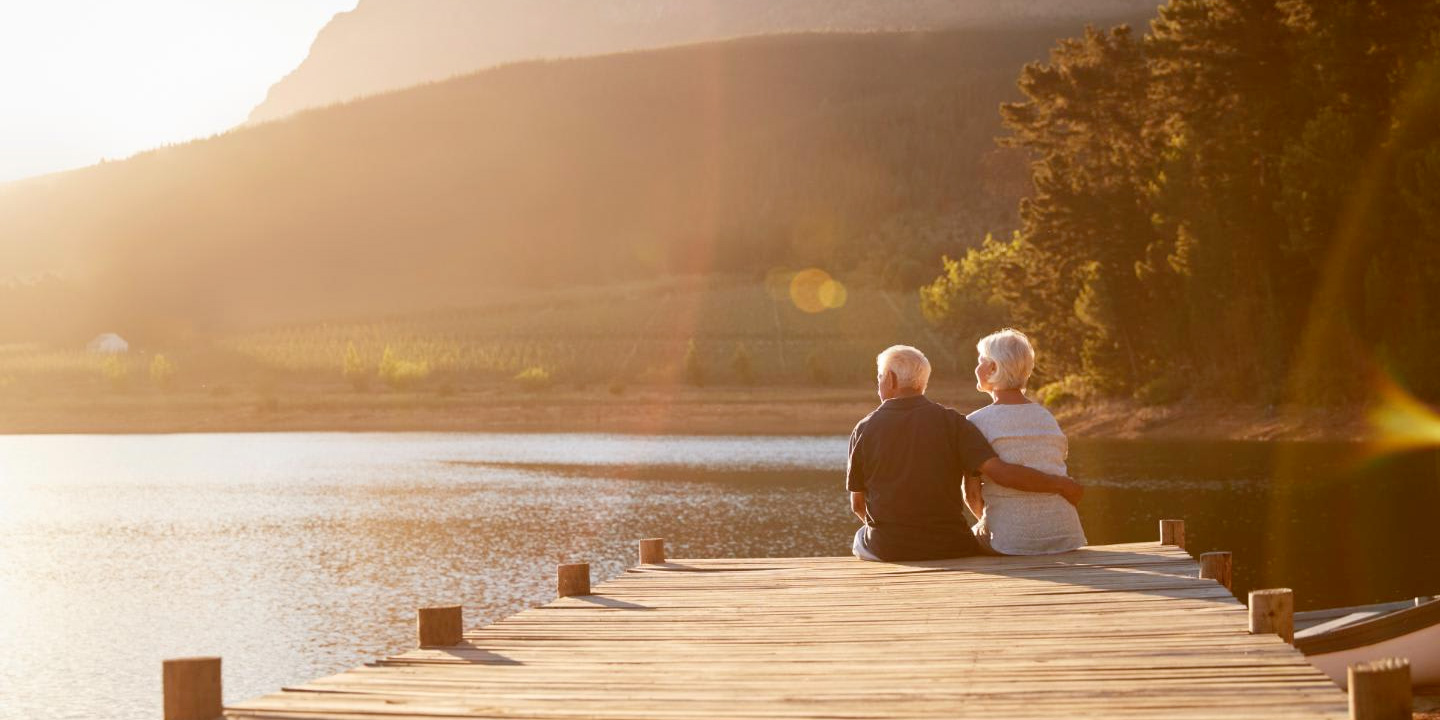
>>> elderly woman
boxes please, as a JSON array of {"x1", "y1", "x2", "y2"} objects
[{"x1": 965, "y1": 329, "x2": 1087, "y2": 555}]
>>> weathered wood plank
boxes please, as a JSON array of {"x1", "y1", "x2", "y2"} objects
[{"x1": 225, "y1": 543, "x2": 1349, "y2": 719}]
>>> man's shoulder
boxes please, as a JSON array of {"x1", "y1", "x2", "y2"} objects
[
  {"x1": 931, "y1": 402, "x2": 988, "y2": 442},
  {"x1": 856, "y1": 398, "x2": 973, "y2": 431},
  {"x1": 925, "y1": 399, "x2": 973, "y2": 423},
  {"x1": 851, "y1": 406, "x2": 883, "y2": 436}
]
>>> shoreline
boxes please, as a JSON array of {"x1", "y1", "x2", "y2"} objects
[
  {"x1": 1050, "y1": 399, "x2": 1370, "y2": 444},
  {"x1": 0, "y1": 383, "x2": 1371, "y2": 442}
]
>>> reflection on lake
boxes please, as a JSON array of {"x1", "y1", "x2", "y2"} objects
[{"x1": 0, "y1": 432, "x2": 1436, "y2": 720}]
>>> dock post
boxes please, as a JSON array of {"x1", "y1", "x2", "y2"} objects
[
  {"x1": 417, "y1": 605, "x2": 463, "y2": 647},
  {"x1": 1347, "y1": 657, "x2": 1410, "y2": 720},
  {"x1": 1198, "y1": 551, "x2": 1232, "y2": 590},
  {"x1": 162, "y1": 657, "x2": 222, "y2": 720},
  {"x1": 558, "y1": 563, "x2": 591, "y2": 598},
  {"x1": 1159, "y1": 519, "x2": 1186, "y2": 549},
  {"x1": 1248, "y1": 588, "x2": 1294, "y2": 644},
  {"x1": 639, "y1": 538, "x2": 665, "y2": 565}
]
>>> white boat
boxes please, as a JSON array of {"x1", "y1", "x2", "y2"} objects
[{"x1": 1295, "y1": 595, "x2": 1440, "y2": 688}]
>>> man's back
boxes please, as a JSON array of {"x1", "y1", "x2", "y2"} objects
[{"x1": 847, "y1": 395, "x2": 996, "y2": 561}]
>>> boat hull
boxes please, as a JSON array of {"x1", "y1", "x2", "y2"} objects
[
  {"x1": 1305, "y1": 621, "x2": 1440, "y2": 688},
  {"x1": 1298, "y1": 599, "x2": 1440, "y2": 688}
]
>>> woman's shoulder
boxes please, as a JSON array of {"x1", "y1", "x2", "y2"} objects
[
  {"x1": 964, "y1": 403, "x2": 1005, "y2": 429},
  {"x1": 968, "y1": 402, "x2": 1064, "y2": 434},
  {"x1": 966, "y1": 401, "x2": 1050, "y2": 417}
]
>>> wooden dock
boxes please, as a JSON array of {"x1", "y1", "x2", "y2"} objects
[{"x1": 206, "y1": 531, "x2": 1368, "y2": 720}]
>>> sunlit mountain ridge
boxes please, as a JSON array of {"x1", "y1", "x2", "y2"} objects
[{"x1": 250, "y1": 0, "x2": 1160, "y2": 123}]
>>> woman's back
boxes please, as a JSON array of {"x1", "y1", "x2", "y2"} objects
[{"x1": 967, "y1": 402, "x2": 1086, "y2": 555}]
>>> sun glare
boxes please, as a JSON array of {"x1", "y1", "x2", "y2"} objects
[
  {"x1": 0, "y1": 0, "x2": 356, "y2": 183},
  {"x1": 1367, "y1": 373, "x2": 1440, "y2": 456}
]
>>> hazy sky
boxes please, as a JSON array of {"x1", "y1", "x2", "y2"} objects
[{"x1": 0, "y1": 0, "x2": 356, "y2": 183}]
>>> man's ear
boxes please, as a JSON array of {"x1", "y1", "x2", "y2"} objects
[{"x1": 883, "y1": 370, "x2": 897, "y2": 390}]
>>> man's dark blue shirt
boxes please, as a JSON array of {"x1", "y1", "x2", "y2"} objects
[{"x1": 846, "y1": 394, "x2": 998, "y2": 561}]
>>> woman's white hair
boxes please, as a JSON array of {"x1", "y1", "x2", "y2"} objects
[
  {"x1": 876, "y1": 345, "x2": 931, "y2": 391},
  {"x1": 977, "y1": 328, "x2": 1035, "y2": 391}
]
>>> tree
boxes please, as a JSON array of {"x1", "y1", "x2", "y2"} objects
[
  {"x1": 921, "y1": 234, "x2": 1024, "y2": 364},
  {"x1": 1146, "y1": 0, "x2": 1309, "y2": 395},
  {"x1": 925, "y1": 2, "x2": 1440, "y2": 402},
  {"x1": 999, "y1": 24, "x2": 1164, "y2": 389}
]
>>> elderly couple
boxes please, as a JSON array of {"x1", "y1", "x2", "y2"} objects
[{"x1": 848, "y1": 329, "x2": 1087, "y2": 562}]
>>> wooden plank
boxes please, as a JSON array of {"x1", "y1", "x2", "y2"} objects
[{"x1": 224, "y1": 543, "x2": 1349, "y2": 719}]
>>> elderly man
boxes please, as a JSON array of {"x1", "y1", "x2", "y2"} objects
[{"x1": 848, "y1": 345, "x2": 1083, "y2": 562}]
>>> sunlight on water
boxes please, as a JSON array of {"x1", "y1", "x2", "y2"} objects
[{"x1": 0, "y1": 433, "x2": 847, "y2": 720}]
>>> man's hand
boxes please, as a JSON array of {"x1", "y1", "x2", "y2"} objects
[
  {"x1": 1059, "y1": 478, "x2": 1084, "y2": 507},
  {"x1": 980, "y1": 457, "x2": 1082, "y2": 506},
  {"x1": 962, "y1": 475, "x2": 985, "y2": 521}
]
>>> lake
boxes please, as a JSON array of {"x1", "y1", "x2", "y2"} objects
[{"x1": 1, "y1": 432, "x2": 1436, "y2": 719}]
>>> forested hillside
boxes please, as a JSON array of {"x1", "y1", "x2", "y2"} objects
[
  {"x1": 0, "y1": 24, "x2": 1101, "y2": 342},
  {"x1": 251, "y1": 0, "x2": 1159, "y2": 123},
  {"x1": 923, "y1": 0, "x2": 1440, "y2": 403}
]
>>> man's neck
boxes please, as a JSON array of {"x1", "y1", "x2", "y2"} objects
[{"x1": 883, "y1": 388, "x2": 925, "y2": 402}]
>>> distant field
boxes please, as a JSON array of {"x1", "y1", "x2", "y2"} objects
[
  {"x1": 0, "y1": 276, "x2": 970, "y2": 395},
  {"x1": 222, "y1": 275, "x2": 966, "y2": 386}
]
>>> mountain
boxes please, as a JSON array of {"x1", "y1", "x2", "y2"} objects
[
  {"x1": 0, "y1": 18, "x2": 1160, "y2": 342},
  {"x1": 249, "y1": 0, "x2": 1161, "y2": 123}
]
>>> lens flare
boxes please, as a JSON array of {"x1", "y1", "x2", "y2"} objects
[
  {"x1": 789, "y1": 268, "x2": 846, "y2": 314},
  {"x1": 818, "y1": 278, "x2": 847, "y2": 310},
  {"x1": 1367, "y1": 373, "x2": 1440, "y2": 456}
]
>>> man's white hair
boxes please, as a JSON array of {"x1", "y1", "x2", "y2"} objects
[
  {"x1": 876, "y1": 345, "x2": 931, "y2": 391},
  {"x1": 976, "y1": 328, "x2": 1035, "y2": 391}
]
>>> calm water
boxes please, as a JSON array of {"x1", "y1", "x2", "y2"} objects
[{"x1": 0, "y1": 432, "x2": 1436, "y2": 719}]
